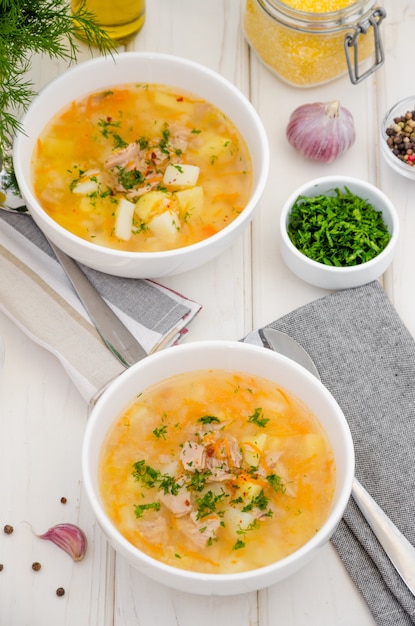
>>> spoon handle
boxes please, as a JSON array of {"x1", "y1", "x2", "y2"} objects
[{"x1": 352, "y1": 476, "x2": 415, "y2": 595}]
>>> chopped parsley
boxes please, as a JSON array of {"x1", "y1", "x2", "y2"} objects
[
  {"x1": 115, "y1": 166, "x2": 145, "y2": 190},
  {"x1": 153, "y1": 425, "x2": 168, "y2": 439},
  {"x1": 159, "y1": 124, "x2": 171, "y2": 155},
  {"x1": 185, "y1": 470, "x2": 209, "y2": 492},
  {"x1": 132, "y1": 460, "x2": 160, "y2": 488},
  {"x1": 132, "y1": 460, "x2": 179, "y2": 494},
  {"x1": 247, "y1": 408, "x2": 269, "y2": 428},
  {"x1": 195, "y1": 489, "x2": 227, "y2": 520},
  {"x1": 134, "y1": 502, "x2": 160, "y2": 519},
  {"x1": 232, "y1": 539, "x2": 245, "y2": 551},
  {"x1": 266, "y1": 473, "x2": 286, "y2": 494},
  {"x1": 98, "y1": 117, "x2": 122, "y2": 138},
  {"x1": 197, "y1": 415, "x2": 221, "y2": 425},
  {"x1": 113, "y1": 134, "x2": 128, "y2": 149},
  {"x1": 242, "y1": 489, "x2": 270, "y2": 513},
  {"x1": 287, "y1": 187, "x2": 392, "y2": 267}
]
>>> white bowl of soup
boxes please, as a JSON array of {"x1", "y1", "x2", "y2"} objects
[
  {"x1": 13, "y1": 52, "x2": 269, "y2": 278},
  {"x1": 82, "y1": 340, "x2": 354, "y2": 595}
]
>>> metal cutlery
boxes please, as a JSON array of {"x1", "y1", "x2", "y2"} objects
[{"x1": 48, "y1": 241, "x2": 147, "y2": 368}]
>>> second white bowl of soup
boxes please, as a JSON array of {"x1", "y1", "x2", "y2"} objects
[
  {"x1": 83, "y1": 340, "x2": 354, "y2": 595},
  {"x1": 14, "y1": 52, "x2": 269, "y2": 278}
]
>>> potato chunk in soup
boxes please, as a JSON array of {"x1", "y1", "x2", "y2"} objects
[
  {"x1": 32, "y1": 84, "x2": 253, "y2": 252},
  {"x1": 99, "y1": 370, "x2": 336, "y2": 574}
]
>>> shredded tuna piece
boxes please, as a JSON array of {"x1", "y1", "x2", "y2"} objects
[
  {"x1": 181, "y1": 436, "x2": 242, "y2": 481},
  {"x1": 180, "y1": 512, "x2": 221, "y2": 549},
  {"x1": 139, "y1": 517, "x2": 168, "y2": 544},
  {"x1": 149, "y1": 147, "x2": 170, "y2": 165},
  {"x1": 104, "y1": 143, "x2": 141, "y2": 169},
  {"x1": 158, "y1": 486, "x2": 192, "y2": 517},
  {"x1": 180, "y1": 441, "x2": 206, "y2": 471},
  {"x1": 225, "y1": 436, "x2": 243, "y2": 468}
]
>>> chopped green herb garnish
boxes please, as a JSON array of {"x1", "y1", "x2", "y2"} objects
[
  {"x1": 287, "y1": 187, "x2": 391, "y2": 266},
  {"x1": 137, "y1": 136, "x2": 150, "y2": 150},
  {"x1": 116, "y1": 166, "x2": 145, "y2": 190},
  {"x1": 232, "y1": 539, "x2": 245, "y2": 550},
  {"x1": 132, "y1": 460, "x2": 159, "y2": 488},
  {"x1": 230, "y1": 496, "x2": 244, "y2": 504},
  {"x1": 195, "y1": 490, "x2": 227, "y2": 520},
  {"x1": 242, "y1": 489, "x2": 270, "y2": 512},
  {"x1": 247, "y1": 408, "x2": 269, "y2": 428},
  {"x1": 133, "y1": 502, "x2": 160, "y2": 518},
  {"x1": 113, "y1": 134, "x2": 128, "y2": 149},
  {"x1": 197, "y1": 415, "x2": 221, "y2": 425},
  {"x1": 185, "y1": 470, "x2": 209, "y2": 492},
  {"x1": 266, "y1": 473, "x2": 285, "y2": 494},
  {"x1": 132, "y1": 460, "x2": 179, "y2": 495},
  {"x1": 153, "y1": 425, "x2": 168, "y2": 439},
  {"x1": 159, "y1": 474, "x2": 180, "y2": 496},
  {"x1": 98, "y1": 117, "x2": 122, "y2": 138},
  {"x1": 159, "y1": 124, "x2": 171, "y2": 155}
]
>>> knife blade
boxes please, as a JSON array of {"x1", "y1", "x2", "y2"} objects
[{"x1": 49, "y1": 240, "x2": 147, "y2": 368}]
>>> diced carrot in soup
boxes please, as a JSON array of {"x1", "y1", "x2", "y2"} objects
[
  {"x1": 31, "y1": 83, "x2": 252, "y2": 252},
  {"x1": 99, "y1": 370, "x2": 336, "y2": 574}
]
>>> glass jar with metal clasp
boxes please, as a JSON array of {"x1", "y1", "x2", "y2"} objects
[{"x1": 243, "y1": 0, "x2": 386, "y2": 87}]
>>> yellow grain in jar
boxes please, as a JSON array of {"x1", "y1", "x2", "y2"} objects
[{"x1": 243, "y1": 0, "x2": 386, "y2": 87}]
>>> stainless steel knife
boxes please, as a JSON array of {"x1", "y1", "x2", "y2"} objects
[{"x1": 49, "y1": 240, "x2": 147, "y2": 368}]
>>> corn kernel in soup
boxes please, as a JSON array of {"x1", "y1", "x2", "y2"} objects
[
  {"x1": 32, "y1": 83, "x2": 252, "y2": 252},
  {"x1": 99, "y1": 369, "x2": 336, "y2": 574}
]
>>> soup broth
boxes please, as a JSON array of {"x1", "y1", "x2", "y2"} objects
[
  {"x1": 99, "y1": 369, "x2": 336, "y2": 574},
  {"x1": 32, "y1": 84, "x2": 252, "y2": 252}
]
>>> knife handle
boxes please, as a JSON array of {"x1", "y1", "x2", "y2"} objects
[{"x1": 49, "y1": 240, "x2": 147, "y2": 368}]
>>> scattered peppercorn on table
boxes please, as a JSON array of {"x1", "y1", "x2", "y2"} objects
[{"x1": 0, "y1": 1, "x2": 413, "y2": 625}]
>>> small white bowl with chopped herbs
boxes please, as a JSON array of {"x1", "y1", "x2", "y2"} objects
[{"x1": 279, "y1": 176, "x2": 399, "y2": 290}]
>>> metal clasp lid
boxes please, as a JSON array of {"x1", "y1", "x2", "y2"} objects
[{"x1": 344, "y1": 7, "x2": 386, "y2": 85}]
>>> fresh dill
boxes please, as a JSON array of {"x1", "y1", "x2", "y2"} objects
[{"x1": 0, "y1": 0, "x2": 116, "y2": 159}]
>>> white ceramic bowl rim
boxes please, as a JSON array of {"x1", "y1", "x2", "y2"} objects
[
  {"x1": 280, "y1": 175, "x2": 399, "y2": 274},
  {"x1": 14, "y1": 51, "x2": 270, "y2": 261},
  {"x1": 83, "y1": 340, "x2": 355, "y2": 587}
]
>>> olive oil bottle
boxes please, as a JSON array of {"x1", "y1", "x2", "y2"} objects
[{"x1": 71, "y1": 0, "x2": 145, "y2": 43}]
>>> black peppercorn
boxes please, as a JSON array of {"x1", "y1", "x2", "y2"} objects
[
  {"x1": 56, "y1": 587, "x2": 65, "y2": 597},
  {"x1": 3, "y1": 524, "x2": 13, "y2": 535},
  {"x1": 32, "y1": 562, "x2": 42, "y2": 571}
]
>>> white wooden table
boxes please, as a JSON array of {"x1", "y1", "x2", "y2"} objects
[{"x1": 1, "y1": 1, "x2": 413, "y2": 623}]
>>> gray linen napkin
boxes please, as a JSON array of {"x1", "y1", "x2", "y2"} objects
[
  {"x1": 266, "y1": 281, "x2": 415, "y2": 625},
  {"x1": 0, "y1": 211, "x2": 201, "y2": 401}
]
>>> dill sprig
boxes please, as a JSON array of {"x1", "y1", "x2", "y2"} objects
[{"x1": 0, "y1": 0, "x2": 116, "y2": 157}]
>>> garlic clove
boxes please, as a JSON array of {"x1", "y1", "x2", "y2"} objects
[
  {"x1": 286, "y1": 100, "x2": 356, "y2": 163},
  {"x1": 37, "y1": 523, "x2": 88, "y2": 561}
]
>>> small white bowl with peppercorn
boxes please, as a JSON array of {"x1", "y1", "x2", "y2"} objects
[
  {"x1": 381, "y1": 96, "x2": 415, "y2": 179},
  {"x1": 279, "y1": 176, "x2": 399, "y2": 290}
]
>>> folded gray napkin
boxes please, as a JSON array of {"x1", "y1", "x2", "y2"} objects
[
  {"x1": 0, "y1": 211, "x2": 201, "y2": 401},
  {"x1": 266, "y1": 281, "x2": 415, "y2": 625}
]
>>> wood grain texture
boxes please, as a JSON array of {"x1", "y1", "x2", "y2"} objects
[{"x1": 1, "y1": 0, "x2": 409, "y2": 623}]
